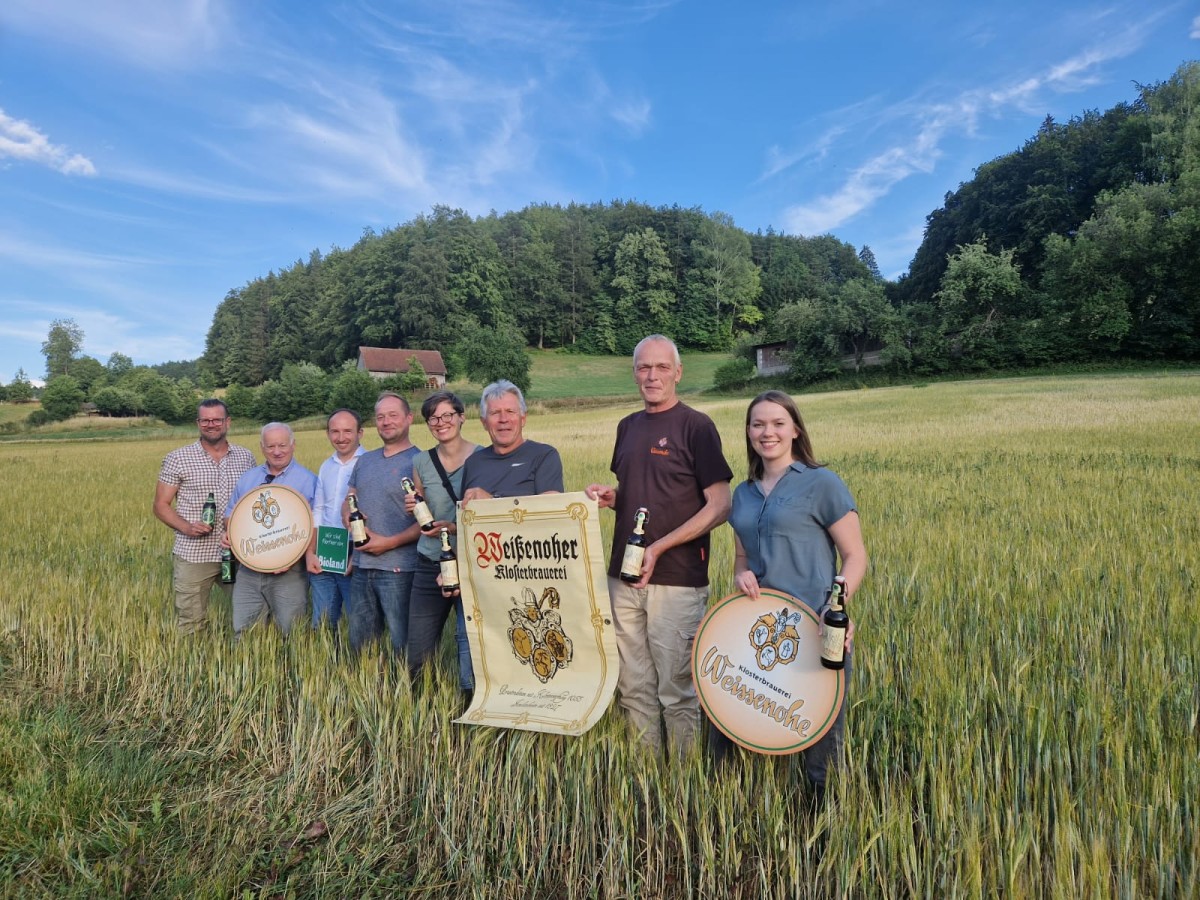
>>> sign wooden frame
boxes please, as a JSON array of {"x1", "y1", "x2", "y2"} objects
[
  {"x1": 693, "y1": 589, "x2": 845, "y2": 755},
  {"x1": 227, "y1": 483, "x2": 313, "y2": 574}
]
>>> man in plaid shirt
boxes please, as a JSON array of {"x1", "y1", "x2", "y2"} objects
[{"x1": 153, "y1": 398, "x2": 255, "y2": 633}]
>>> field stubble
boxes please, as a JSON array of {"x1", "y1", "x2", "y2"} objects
[{"x1": 0, "y1": 373, "x2": 1198, "y2": 897}]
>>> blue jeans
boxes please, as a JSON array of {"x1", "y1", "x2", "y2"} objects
[
  {"x1": 349, "y1": 568, "x2": 414, "y2": 656},
  {"x1": 310, "y1": 571, "x2": 352, "y2": 628},
  {"x1": 407, "y1": 556, "x2": 475, "y2": 690}
]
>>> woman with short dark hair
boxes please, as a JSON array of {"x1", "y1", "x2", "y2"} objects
[{"x1": 405, "y1": 391, "x2": 479, "y2": 700}]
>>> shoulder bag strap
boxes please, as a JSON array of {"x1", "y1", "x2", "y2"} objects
[{"x1": 428, "y1": 447, "x2": 458, "y2": 503}]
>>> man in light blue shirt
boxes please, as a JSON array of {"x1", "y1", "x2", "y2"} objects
[
  {"x1": 305, "y1": 408, "x2": 366, "y2": 628},
  {"x1": 224, "y1": 422, "x2": 318, "y2": 637}
]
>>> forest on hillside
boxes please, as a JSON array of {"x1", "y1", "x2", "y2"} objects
[{"x1": 199, "y1": 61, "x2": 1199, "y2": 388}]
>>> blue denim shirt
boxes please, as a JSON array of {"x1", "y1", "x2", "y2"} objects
[{"x1": 728, "y1": 462, "x2": 855, "y2": 611}]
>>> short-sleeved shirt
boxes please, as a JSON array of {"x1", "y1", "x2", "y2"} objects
[
  {"x1": 412, "y1": 445, "x2": 479, "y2": 562},
  {"x1": 460, "y1": 439, "x2": 564, "y2": 499},
  {"x1": 313, "y1": 447, "x2": 366, "y2": 528},
  {"x1": 158, "y1": 440, "x2": 255, "y2": 563},
  {"x1": 348, "y1": 445, "x2": 421, "y2": 572},
  {"x1": 728, "y1": 463, "x2": 856, "y2": 612},
  {"x1": 608, "y1": 402, "x2": 733, "y2": 586},
  {"x1": 227, "y1": 460, "x2": 319, "y2": 514}
]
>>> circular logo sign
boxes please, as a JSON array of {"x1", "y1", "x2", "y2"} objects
[
  {"x1": 693, "y1": 589, "x2": 845, "y2": 755},
  {"x1": 227, "y1": 483, "x2": 313, "y2": 573}
]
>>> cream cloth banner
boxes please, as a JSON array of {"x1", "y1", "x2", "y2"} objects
[{"x1": 455, "y1": 492, "x2": 619, "y2": 735}]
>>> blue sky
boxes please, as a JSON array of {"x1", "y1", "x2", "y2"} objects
[{"x1": 1, "y1": 1, "x2": 1196, "y2": 384}]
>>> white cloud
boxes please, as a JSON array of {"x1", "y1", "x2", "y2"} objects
[
  {"x1": 75, "y1": 307, "x2": 199, "y2": 365},
  {"x1": 757, "y1": 95, "x2": 883, "y2": 184},
  {"x1": 0, "y1": 279, "x2": 210, "y2": 371},
  {"x1": 0, "y1": 0, "x2": 229, "y2": 69},
  {"x1": 104, "y1": 162, "x2": 293, "y2": 204},
  {"x1": 782, "y1": 141, "x2": 941, "y2": 236},
  {"x1": 776, "y1": 30, "x2": 1148, "y2": 234},
  {"x1": 0, "y1": 231, "x2": 151, "y2": 270},
  {"x1": 1, "y1": 305, "x2": 196, "y2": 372},
  {"x1": 610, "y1": 98, "x2": 652, "y2": 133},
  {"x1": 0, "y1": 110, "x2": 96, "y2": 176},
  {"x1": 761, "y1": 126, "x2": 847, "y2": 183},
  {"x1": 1192, "y1": 15, "x2": 1200, "y2": 38},
  {"x1": 354, "y1": 0, "x2": 677, "y2": 55},
  {"x1": 289, "y1": 4, "x2": 672, "y2": 207},
  {"x1": 3, "y1": 2, "x2": 669, "y2": 214},
  {"x1": 245, "y1": 80, "x2": 436, "y2": 203},
  {"x1": 232, "y1": 40, "x2": 553, "y2": 212},
  {"x1": 0, "y1": 319, "x2": 47, "y2": 348}
]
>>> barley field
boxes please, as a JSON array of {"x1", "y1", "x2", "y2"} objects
[{"x1": 1, "y1": 372, "x2": 1198, "y2": 898}]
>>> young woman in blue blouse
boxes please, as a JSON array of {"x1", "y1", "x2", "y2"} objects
[{"x1": 720, "y1": 390, "x2": 867, "y2": 799}]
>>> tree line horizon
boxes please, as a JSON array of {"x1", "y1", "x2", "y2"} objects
[
  {"x1": 7, "y1": 61, "x2": 1196, "y2": 427},
  {"x1": 201, "y1": 61, "x2": 1197, "y2": 388}
]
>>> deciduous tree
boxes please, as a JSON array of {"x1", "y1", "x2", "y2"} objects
[
  {"x1": 457, "y1": 315, "x2": 532, "y2": 394},
  {"x1": 40, "y1": 375, "x2": 84, "y2": 421},
  {"x1": 611, "y1": 228, "x2": 676, "y2": 352},
  {"x1": 69, "y1": 355, "x2": 107, "y2": 395},
  {"x1": 8, "y1": 369, "x2": 34, "y2": 404},
  {"x1": 106, "y1": 352, "x2": 134, "y2": 380},
  {"x1": 328, "y1": 368, "x2": 379, "y2": 421},
  {"x1": 41, "y1": 318, "x2": 84, "y2": 380}
]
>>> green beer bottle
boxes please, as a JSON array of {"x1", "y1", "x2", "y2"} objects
[
  {"x1": 220, "y1": 547, "x2": 236, "y2": 584},
  {"x1": 202, "y1": 492, "x2": 217, "y2": 528}
]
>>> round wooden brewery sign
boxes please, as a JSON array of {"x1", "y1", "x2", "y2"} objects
[
  {"x1": 693, "y1": 589, "x2": 845, "y2": 755},
  {"x1": 227, "y1": 483, "x2": 313, "y2": 573}
]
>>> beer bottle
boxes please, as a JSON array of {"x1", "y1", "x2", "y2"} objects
[
  {"x1": 820, "y1": 575, "x2": 850, "y2": 670},
  {"x1": 619, "y1": 507, "x2": 649, "y2": 583},
  {"x1": 220, "y1": 547, "x2": 236, "y2": 584},
  {"x1": 402, "y1": 477, "x2": 435, "y2": 531},
  {"x1": 438, "y1": 527, "x2": 460, "y2": 597},
  {"x1": 202, "y1": 492, "x2": 217, "y2": 527},
  {"x1": 347, "y1": 493, "x2": 369, "y2": 548}
]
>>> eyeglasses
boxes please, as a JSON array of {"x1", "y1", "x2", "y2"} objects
[
  {"x1": 426, "y1": 412, "x2": 461, "y2": 426},
  {"x1": 197, "y1": 418, "x2": 228, "y2": 426}
]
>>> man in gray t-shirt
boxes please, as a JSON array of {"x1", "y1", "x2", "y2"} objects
[
  {"x1": 346, "y1": 392, "x2": 422, "y2": 656},
  {"x1": 460, "y1": 380, "x2": 564, "y2": 500}
]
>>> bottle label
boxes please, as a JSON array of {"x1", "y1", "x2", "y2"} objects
[
  {"x1": 202, "y1": 506, "x2": 216, "y2": 527},
  {"x1": 349, "y1": 519, "x2": 367, "y2": 544},
  {"x1": 619, "y1": 544, "x2": 645, "y2": 580},
  {"x1": 821, "y1": 624, "x2": 846, "y2": 664},
  {"x1": 440, "y1": 558, "x2": 460, "y2": 589},
  {"x1": 414, "y1": 501, "x2": 434, "y2": 528}
]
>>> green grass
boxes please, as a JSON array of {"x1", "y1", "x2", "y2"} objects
[
  {"x1": 521, "y1": 349, "x2": 732, "y2": 401},
  {"x1": 0, "y1": 402, "x2": 39, "y2": 426},
  {"x1": 3, "y1": 371, "x2": 1199, "y2": 896}
]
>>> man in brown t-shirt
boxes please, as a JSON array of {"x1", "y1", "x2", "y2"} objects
[{"x1": 587, "y1": 335, "x2": 732, "y2": 755}]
